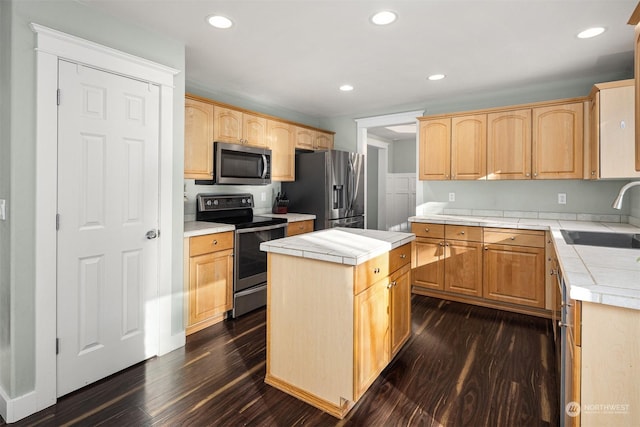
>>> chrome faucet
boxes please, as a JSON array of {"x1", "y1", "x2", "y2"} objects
[{"x1": 612, "y1": 181, "x2": 640, "y2": 209}]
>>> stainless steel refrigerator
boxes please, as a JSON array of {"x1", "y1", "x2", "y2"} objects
[{"x1": 282, "y1": 150, "x2": 365, "y2": 230}]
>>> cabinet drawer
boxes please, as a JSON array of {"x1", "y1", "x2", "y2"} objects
[
  {"x1": 483, "y1": 228, "x2": 545, "y2": 248},
  {"x1": 190, "y1": 231, "x2": 234, "y2": 256},
  {"x1": 411, "y1": 222, "x2": 444, "y2": 238},
  {"x1": 287, "y1": 220, "x2": 314, "y2": 236},
  {"x1": 389, "y1": 243, "x2": 411, "y2": 273},
  {"x1": 445, "y1": 225, "x2": 482, "y2": 242},
  {"x1": 355, "y1": 253, "x2": 390, "y2": 295}
]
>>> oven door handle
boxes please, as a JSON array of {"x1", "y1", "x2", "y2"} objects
[{"x1": 235, "y1": 222, "x2": 288, "y2": 234}]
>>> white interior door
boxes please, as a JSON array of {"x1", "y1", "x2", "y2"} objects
[
  {"x1": 385, "y1": 173, "x2": 416, "y2": 232},
  {"x1": 56, "y1": 60, "x2": 160, "y2": 397}
]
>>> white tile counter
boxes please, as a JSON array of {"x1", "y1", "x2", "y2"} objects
[
  {"x1": 260, "y1": 227, "x2": 415, "y2": 266},
  {"x1": 410, "y1": 214, "x2": 640, "y2": 311},
  {"x1": 259, "y1": 213, "x2": 316, "y2": 222},
  {"x1": 184, "y1": 221, "x2": 234, "y2": 238}
]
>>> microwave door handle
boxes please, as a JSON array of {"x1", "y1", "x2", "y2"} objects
[{"x1": 261, "y1": 154, "x2": 268, "y2": 179}]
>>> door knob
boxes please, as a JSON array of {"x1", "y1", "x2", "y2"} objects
[{"x1": 145, "y1": 229, "x2": 159, "y2": 239}]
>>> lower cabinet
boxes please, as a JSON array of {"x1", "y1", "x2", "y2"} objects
[
  {"x1": 287, "y1": 219, "x2": 314, "y2": 236},
  {"x1": 185, "y1": 231, "x2": 234, "y2": 335},
  {"x1": 411, "y1": 222, "x2": 547, "y2": 315}
]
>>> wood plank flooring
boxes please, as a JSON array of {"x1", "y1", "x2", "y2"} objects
[{"x1": 3, "y1": 295, "x2": 558, "y2": 426}]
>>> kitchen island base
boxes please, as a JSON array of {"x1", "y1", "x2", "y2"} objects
[{"x1": 265, "y1": 240, "x2": 412, "y2": 419}]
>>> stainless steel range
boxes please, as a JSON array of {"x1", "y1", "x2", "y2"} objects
[{"x1": 196, "y1": 193, "x2": 287, "y2": 318}]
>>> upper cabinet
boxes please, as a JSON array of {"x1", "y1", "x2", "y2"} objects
[
  {"x1": 185, "y1": 97, "x2": 214, "y2": 180},
  {"x1": 268, "y1": 120, "x2": 296, "y2": 181},
  {"x1": 487, "y1": 109, "x2": 532, "y2": 180},
  {"x1": 633, "y1": 5, "x2": 640, "y2": 171},
  {"x1": 588, "y1": 80, "x2": 640, "y2": 179},
  {"x1": 295, "y1": 126, "x2": 334, "y2": 151},
  {"x1": 214, "y1": 106, "x2": 268, "y2": 148},
  {"x1": 419, "y1": 98, "x2": 584, "y2": 181},
  {"x1": 532, "y1": 102, "x2": 584, "y2": 179},
  {"x1": 184, "y1": 94, "x2": 334, "y2": 180},
  {"x1": 419, "y1": 118, "x2": 451, "y2": 180},
  {"x1": 451, "y1": 114, "x2": 487, "y2": 180}
]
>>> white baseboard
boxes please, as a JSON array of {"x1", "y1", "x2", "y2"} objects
[{"x1": 0, "y1": 385, "x2": 40, "y2": 424}]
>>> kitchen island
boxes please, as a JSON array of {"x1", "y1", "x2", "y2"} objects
[{"x1": 260, "y1": 228, "x2": 415, "y2": 418}]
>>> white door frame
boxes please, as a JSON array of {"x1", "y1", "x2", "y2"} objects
[
  {"x1": 27, "y1": 24, "x2": 181, "y2": 420},
  {"x1": 355, "y1": 110, "x2": 424, "y2": 229},
  {"x1": 366, "y1": 138, "x2": 389, "y2": 230}
]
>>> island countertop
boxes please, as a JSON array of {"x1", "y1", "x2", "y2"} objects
[
  {"x1": 259, "y1": 227, "x2": 415, "y2": 266},
  {"x1": 409, "y1": 214, "x2": 640, "y2": 311}
]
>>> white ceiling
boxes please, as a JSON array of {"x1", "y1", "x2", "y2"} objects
[{"x1": 81, "y1": 0, "x2": 637, "y2": 122}]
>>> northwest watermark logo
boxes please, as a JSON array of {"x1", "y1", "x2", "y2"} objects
[{"x1": 566, "y1": 401, "x2": 631, "y2": 417}]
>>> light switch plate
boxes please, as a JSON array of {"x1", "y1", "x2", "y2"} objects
[
  {"x1": 558, "y1": 193, "x2": 567, "y2": 205},
  {"x1": 0, "y1": 199, "x2": 5, "y2": 220},
  {"x1": 449, "y1": 192, "x2": 455, "y2": 202}
]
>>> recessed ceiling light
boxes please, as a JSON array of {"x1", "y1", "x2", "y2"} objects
[
  {"x1": 577, "y1": 27, "x2": 605, "y2": 39},
  {"x1": 371, "y1": 10, "x2": 397, "y2": 26},
  {"x1": 339, "y1": 84, "x2": 354, "y2": 92},
  {"x1": 428, "y1": 74, "x2": 446, "y2": 81},
  {"x1": 207, "y1": 15, "x2": 233, "y2": 29}
]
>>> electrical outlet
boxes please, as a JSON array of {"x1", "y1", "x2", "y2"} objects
[
  {"x1": 261, "y1": 192, "x2": 266, "y2": 202},
  {"x1": 0, "y1": 199, "x2": 5, "y2": 221},
  {"x1": 558, "y1": 193, "x2": 567, "y2": 205},
  {"x1": 449, "y1": 192, "x2": 455, "y2": 202}
]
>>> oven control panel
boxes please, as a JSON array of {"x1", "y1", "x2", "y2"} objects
[{"x1": 197, "y1": 193, "x2": 254, "y2": 212}]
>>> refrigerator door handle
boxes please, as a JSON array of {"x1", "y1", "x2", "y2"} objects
[{"x1": 333, "y1": 185, "x2": 343, "y2": 209}]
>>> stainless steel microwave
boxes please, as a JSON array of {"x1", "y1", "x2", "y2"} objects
[{"x1": 195, "y1": 142, "x2": 272, "y2": 185}]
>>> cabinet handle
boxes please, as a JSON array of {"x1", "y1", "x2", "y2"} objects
[
  {"x1": 212, "y1": 240, "x2": 218, "y2": 245},
  {"x1": 460, "y1": 231, "x2": 465, "y2": 235},
  {"x1": 424, "y1": 228, "x2": 430, "y2": 232},
  {"x1": 373, "y1": 267, "x2": 380, "y2": 274},
  {"x1": 387, "y1": 281, "x2": 397, "y2": 289},
  {"x1": 558, "y1": 321, "x2": 569, "y2": 328},
  {"x1": 439, "y1": 242, "x2": 445, "y2": 247},
  {"x1": 525, "y1": 173, "x2": 530, "y2": 177},
  {"x1": 484, "y1": 246, "x2": 488, "y2": 251},
  {"x1": 533, "y1": 172, "x2": 538, "y2": 177},
  {"x1": 550, "y1": 269, "x2": 557, "y2": 276},
  {"x1": 510, "y1": 236, "x2": 515, "y2": 240},
  {"x1": 400, "y1": 254, "x2": 406, "y2": 259},
  {"x1": 561, "y1": 302, "x2": 573, "y2": 308}
]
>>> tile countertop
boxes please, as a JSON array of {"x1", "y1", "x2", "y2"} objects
[
  {"x1": 410, "y1": 215, "x2": 640, "y2": 311},
  {"x1": 184, "y1": 221, "x2": 234, "y2": 238},
  {"x1": 260, "y1": 227, "x2": 415, "y2": 266}
]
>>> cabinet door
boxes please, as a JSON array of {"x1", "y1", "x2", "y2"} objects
[
  {"x1": 295, "y1": 127, "x2": 315, "y2": 150},
  {"x1": 419, "y1": 118, "x2": 451, "y2": 180},
  {"x1": 532, "y1": 102, "x2": 583, "y2": 179},
  {"x1": 184, "y1": 97, "x2": 214, "y2": 179},
  {"x1": 354, "y1": 278, "x2": 389, "y2": 400},
  {"x1": 599, "y1": 85, "x2": 640, "y2": 178},
  {"x1": 390, "y1": 266, "x2": 411, "y2": 357},
  {"x1": 268, "y1": 120, "x2": 296, "y2": 181},
  {"x1": 487, "y1": 109, "x2": 532, "y2": 180},
  {"x1": 213, "y1": 106, "x2": 242, "y2": 144},
  {"x1": 588, "y1": 93, "x2": 600, "y2": 179},
  {"x1": 287, "y1": 220, "x2": 314, "y2": 236},
  {"x1": 315, "y1": 132, "x2": 334, "y2": 150},
  {"x1": 444, "y1": 240, "x2": 483, "y2": 297},
  {"x1": 451, "y1": 114, "x2": 487, "y2": 180},
  {"x1": 483, "y1": 243, "x2": 545, "y2": 308},
  {"x1": 242, "y1": 113, "x2": 268, "y2": 148},
  {"x1": 636, "y1": 22, "x2": 640, "y2": 171},
  {"x1": 188, "y1": 248, "x2": 234, "y2": 326},
  {"x1": 412, "y1": 237, "x2": 445, "y2": 291}
]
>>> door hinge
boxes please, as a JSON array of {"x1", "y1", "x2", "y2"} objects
[
  {"x1": 56, "y1": 338, "x2": 60, "y2": 355},
  {"x1": 57, "y1": 89, "x2": 60, "y2": 106},
  {"x1": 56, "y1": 214, "x2": 60, "y2": 230}
]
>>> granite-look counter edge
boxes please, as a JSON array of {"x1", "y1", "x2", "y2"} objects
[
  {"x1": 409, "y1": 214, "x2": 640, "y2": 311},
  {"x1": 260, "y1": 227, "x2": 415, "y2": 266}
]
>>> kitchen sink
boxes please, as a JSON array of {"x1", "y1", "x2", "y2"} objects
[{"x1": 560, "y1": 229, "x2": 640, "y2": 249}]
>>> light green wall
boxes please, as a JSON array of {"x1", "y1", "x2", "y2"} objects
[
  {"x1": 367, "y1": 147, "x2": 379, "y2": 229},
  {"x1": 3, "y1": 0, "x2": 185, "y2": 399},
  {"x1": 630, "y1": 185, "x2": 640, "y2": 220},
  {"x1": 390, "y1": 140, "x2": 416, "y2": 174}
]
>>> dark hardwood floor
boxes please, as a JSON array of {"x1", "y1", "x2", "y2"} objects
[{"x1": 3, "y1": 295, "x2": 558, "y2": 426}]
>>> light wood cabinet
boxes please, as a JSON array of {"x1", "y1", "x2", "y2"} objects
[
  {"x1": 419, "y1": 118, "x2": 451, "y2": 180},
  {"x1": 588, "y1": 80, "x2": 640, "y2": 179},
  {"x1": 185, "y1": 231, "x2": 234, "y2": 335},
  {"x1": 268, "y1": 120, "x2": 295, "y2": 181},
  {"x1": 532, "y1": 102, "x2": 584, "y2": 179},
  {"x1": 184, "y1": 97, "x2": 214, "y2": 179},
  {"x1": 295, "y1": 127, "x2": 335, "y2": 151},
  {"x1": 633, "y1": 6, "x2": 640, "y2": 171},
  {"x1": 451, "y1": 114, "x2": 487, "y2": 180},
  {"x1": 315, "y1": 132, "x2": 334, "y2": 150},
  {"x1": 266, "y1": 242, "x2": 412, "y2": 418},
  {"x1": 411, "y1": 223, "x2": 482, "y2": 297},
  {"x1": 483, "y1": 228, "x2": 545, "y2": 309},
  {"x1": 287, "y1": 219, "x2": 314, "y2": 236},
  {"x1": 487, "y1": 109, "x2": 532, "y2": 180},
  {"x1": 214, "y1": 106, "x2": 268, "y2": 148}
]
